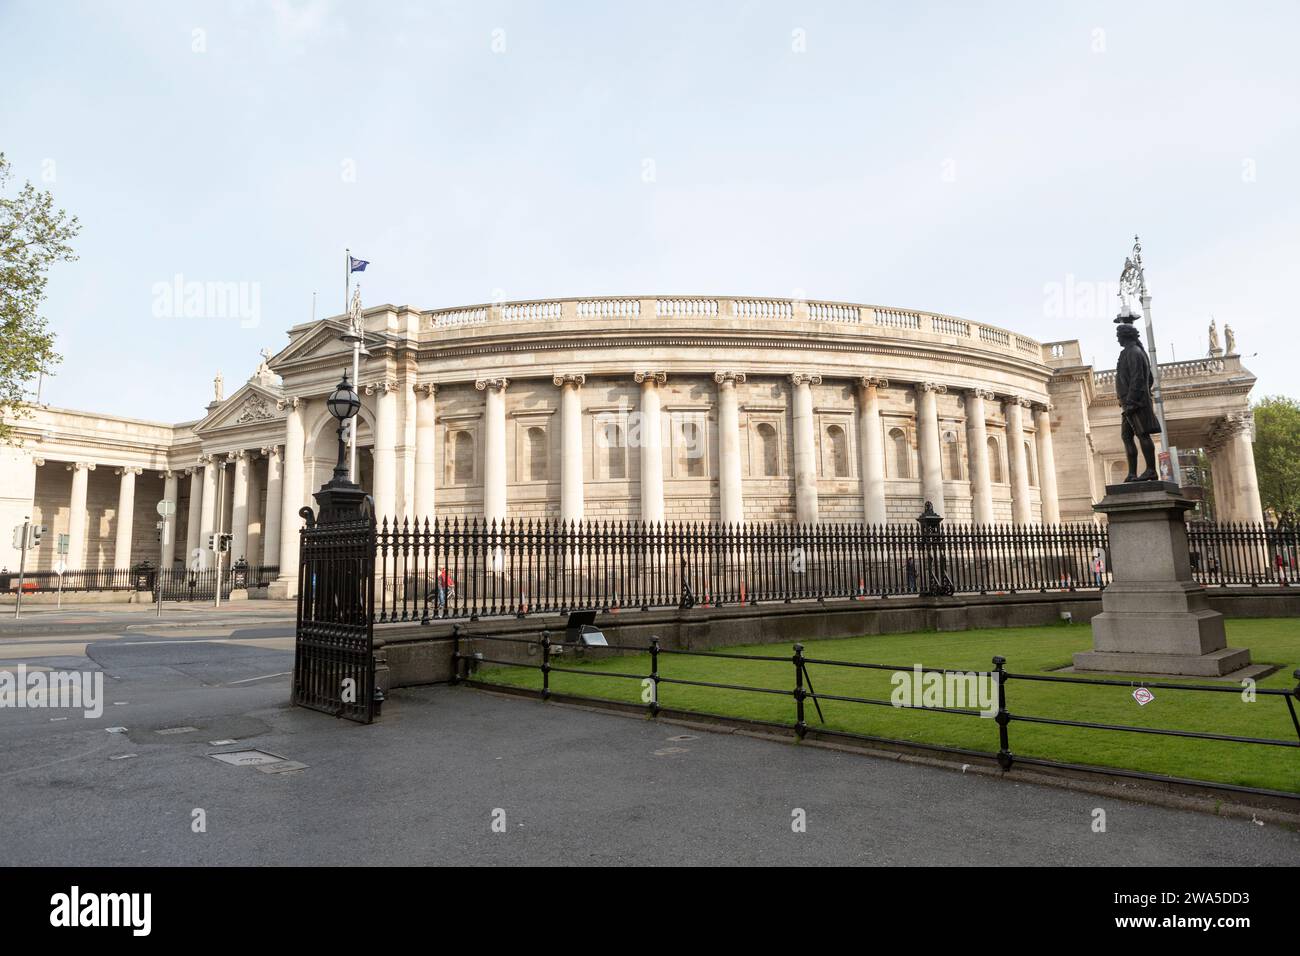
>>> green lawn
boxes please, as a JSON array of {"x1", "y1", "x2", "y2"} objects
[{"x1": 476, "y1": 619, "x2": 1300, "y2": 793}]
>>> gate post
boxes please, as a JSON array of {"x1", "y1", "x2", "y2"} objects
[{"x1": 293, "y1": 372, "x2": 380, "y2": 723}]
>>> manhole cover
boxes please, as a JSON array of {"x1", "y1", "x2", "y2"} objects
[
  {"x1": 258, "y1": 760, "x2": 308, "y2": 775},
  {"x1": 653, "y1": 747, "x2": 689, "y2": 756},
  {"x1": 155, "y1": 726, "x2": 199, "y2": 736},
  {"x1": 208, "y1": 750, "x2": 284, "y2": 767}
]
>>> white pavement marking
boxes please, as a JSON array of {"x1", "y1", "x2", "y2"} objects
[{"x1": 227, "y1": 671, "x2": 292, "y2": 685}]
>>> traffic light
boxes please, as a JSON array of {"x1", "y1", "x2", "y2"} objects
[
  {"x1": 11, "y1": 526, "x2": 23, "y2": 549},
  {"x1": 29, "y1": 525, "x2": 45, "y2": 548}
]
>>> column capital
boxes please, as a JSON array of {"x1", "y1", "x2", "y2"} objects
[
  {"x1": 276, "y1": 396, "x2": 303, "y2": 412},
  {"x1": 197, "y1": 453, "x2": 217, "y2": 467},
  {"x1": 114, "y1": 466, "x2": 143, "y2": 476},
  {"x1": 634, "y1": 370, "x2": 667, "y2": 385},
  {"x1": 475, "y1": 377, "x2": 509, "y2": 392},
  {"x1": 713, "y1": 371, "x2": 747, "y2": 386},
  {"x1": 858, "y1": 375, "x2": 889, "y2": 390},
  {"x1": 414, "y1": 382, "x2": 437, "y2": 396},
  {"x1": 1006, "y1": 394, "x2": 1033, "y2": 408},
  {"x1": 364, "y1": 380, "x2": 398, "y2": 395},
  {"x1": 260, "y1": 444, "x2": 283, "y2": 460},
  {"x1": 226, "y1": 449, "x2": 247, "y2": 462},
  {"x1": 789, "y1": 373, "x2": 822, "y2": 386},
  {"x1": 1034, "y1": 401, "x2": 1055, "y2": 414},
  {"x1": 33, "y1": 457, "x2": 45, "y2": 467},
  {"x1": 161, "y1": 468, "x2": 177, "y2": 479},
  {"x1": 1207, "y1": 410, "x2": 1254, "y2": 451},
  {"x1": 553, "y1": 373, "x2": 587, "y2": 388},
  {"x1": 967, "y1": 387, "x2": 995, "y2": 401},
  {"x1": 917, "y1": 381, "x2": 947, "y2": 394},
  {"x1": 66, "y1": 461, "x2": 96, "y2": 472}
]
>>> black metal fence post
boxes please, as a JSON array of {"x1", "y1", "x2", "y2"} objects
[
  {"x1": 793, "y1": 642, "x2": 807, "y2": 739},
  {"x1": 449, "y1": 623, "x2": 461, "y2": 685},
  {"x1": 992, "y1": 655, "x2": 1013, "y2": 770},
  {"x1": 649, "y1": 636, "x2": 661, "y2": 717},
  {"x1": 540, "y1": 629, "x2": 551, "y2": 701}
]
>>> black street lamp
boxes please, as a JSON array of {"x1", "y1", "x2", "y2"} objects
[
  {"x1": 326, "y1": 370, "x2": 361, "y2": 482},
  {"x1": 310, "y1": 370, "x2": 369, "y2": 525}
]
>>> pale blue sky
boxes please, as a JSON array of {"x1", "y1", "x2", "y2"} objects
[{"x1": 3, "y1": 0, "x2": 1297, "y2": 419}]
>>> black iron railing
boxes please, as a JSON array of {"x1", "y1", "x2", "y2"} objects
[
  {"x1": 458, "y1": 629, "x2": 1300, "y2": 793},
  {"x1": 373, "y1": 518, "x2": 1112, "y2": 624},
  {"x1": 0, "y1": 564, "x2": 279, "y2": 598},
  {"x1": 1188, "y1": 522, "x2": 1300, "y2": 587}
]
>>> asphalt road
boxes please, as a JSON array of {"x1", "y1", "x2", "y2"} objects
[{"x1": 0, "y1": 607, "x2": 1296, "y2": 865}]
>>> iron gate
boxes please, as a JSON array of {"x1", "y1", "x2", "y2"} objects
[{"x1": 293, "y1": 508, "x2": 377, "y2": 723}]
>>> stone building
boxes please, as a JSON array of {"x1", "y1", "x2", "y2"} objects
[{"x1": 0, "y1": 296, "x2": 1263, "y2": 596}]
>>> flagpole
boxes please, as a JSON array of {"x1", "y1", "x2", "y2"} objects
[{"x1": 343, "y1": 248, "x2": 361, "y2": 482}]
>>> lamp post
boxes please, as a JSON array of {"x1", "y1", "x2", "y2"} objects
[{"x1": 312, "y1": 370, "x2": 368, "y2": 523}]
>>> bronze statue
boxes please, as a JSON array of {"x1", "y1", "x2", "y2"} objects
[{"x1": 1114, "y1": 322, "x2": 1160, "y2": 482}]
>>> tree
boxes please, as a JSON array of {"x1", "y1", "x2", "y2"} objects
[
  {"x1": 0, "y1": 152, "x2": 79, "y2": 442},
  {"x1": 1252, "y1": 395, "x2": 1300, "y2": 519}
]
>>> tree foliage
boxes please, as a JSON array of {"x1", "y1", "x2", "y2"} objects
[
  {"x1": 0, "y1": 152, "x2": 79, "y2": 442},
  {"x1": 1252, "y1": 395, "x2": 1300, "y2": 519}
]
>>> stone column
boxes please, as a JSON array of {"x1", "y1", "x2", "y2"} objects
[
  {"x1": 1212, "y1": 412, "x2": 1264, "y2": 525},
  {"x1": 112, "y1": 466, "x2": 141, "y2": 568},
  {"x1": 965, "y1": 389, "x2": 994, "y2": 525},
  {"x1": 715, "y1": 372, "x2": 746, "y2": 525},
  {"x1": 476, "y1": 378, "x2": 509, "y2": 527},
  {"x1": 161, "y1": 470, "x2": 179, "y2": 568},
  {"x1": 261, "y1": 446, "x2": 283, "y2": 567},
  {"x1": 270, "y1": 397, "x2": 305, "y2": 598},
  {"x1": 554, "y1": 374, "x2": 586, "y2": 524},
  {"x1": 413, "y1": 383, "x2": 437, "y2": 520},
  {"x1": 916, "y1": 382, "x2": 947, "y2": 516},
  {"x1": 185, "y1": 467, "x2": 203, "y2": 561},
  {"x1": 199, "y1": 454, "x2": 219, "y2": 553},
  {"x1": 229, "y1": 450, "x2": 250, "y2": 562},
  {"x1": 369, "y1": 381, "x2": 399, "y2": 523},
  {"x1": 66, "y1": 462, "x2": 94, "y2": 568},
  {"x1": 1005, "y1": 397, "x2": 1033, "y2": 525},
  {"x1": 635, "y1": 371, "x2": 667, "y2": 524},
  {"x1": 1034, "y1": 403, "x2": 1061, "y2": 525},
  {"x1": 790, "y1": 373, "x2": 821, "y2": 525},
  {"x1": 857, "y1": 376, "x2": 888, "y2": 524}
]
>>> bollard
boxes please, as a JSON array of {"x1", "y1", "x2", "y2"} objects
[
  {"x1": 449, "y1": 623, "x2": 461, "y2": 685},
  {"x1": 648, "y1": 637, "x2": 661, "y2": 717}
]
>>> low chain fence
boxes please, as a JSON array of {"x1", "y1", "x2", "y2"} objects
[
  {"x1": 0, "y1": 562, "x2": 279, "y2": 600},
  {"x1": 457, "y1": 628, "x2": 1300, "y2": 793}
]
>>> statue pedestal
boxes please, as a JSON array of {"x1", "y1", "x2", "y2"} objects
[{"x1": 1074, "y1": 482, "x2": 1251, "y2": 677}]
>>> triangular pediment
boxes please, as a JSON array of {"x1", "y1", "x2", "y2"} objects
[
  {"x1": 273, "y1": 320, "x2": 354, "y2": 366},
  {"x1": 193, "y1": 381, "x2": 286, "y2": 434}
]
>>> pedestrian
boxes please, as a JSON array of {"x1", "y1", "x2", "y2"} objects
[
  {"x1": 905, "y1": 555, "x2": 917, "y2": 593},
  {"x1": 1090, "y1": 548, "x2": 1105, "y2": 588}
]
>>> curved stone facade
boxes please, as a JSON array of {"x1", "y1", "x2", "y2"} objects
[{"x1": 0, "y1": 295, "x2": 1262, "y2": 596}]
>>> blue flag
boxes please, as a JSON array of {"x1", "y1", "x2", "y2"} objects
[{"x1": 349, "y1": 256, "x2": 369, "y2": 273}]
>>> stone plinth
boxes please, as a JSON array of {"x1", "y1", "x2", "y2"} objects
[{"x1": 1074, "y1": 482, "x2": 1251, "y2": 677}]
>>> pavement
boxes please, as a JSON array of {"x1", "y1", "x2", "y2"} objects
[{"x1": 0, "y1": 604, "x2": 1297, "y2": 865}]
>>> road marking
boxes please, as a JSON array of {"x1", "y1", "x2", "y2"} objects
[{"x1": 227, "y1": 671, "x2": 292, "y2": 685}]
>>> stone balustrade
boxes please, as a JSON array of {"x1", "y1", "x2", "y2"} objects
[{"x1": 420, "y1": 295, "x2": 1045, "y2": 364}]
